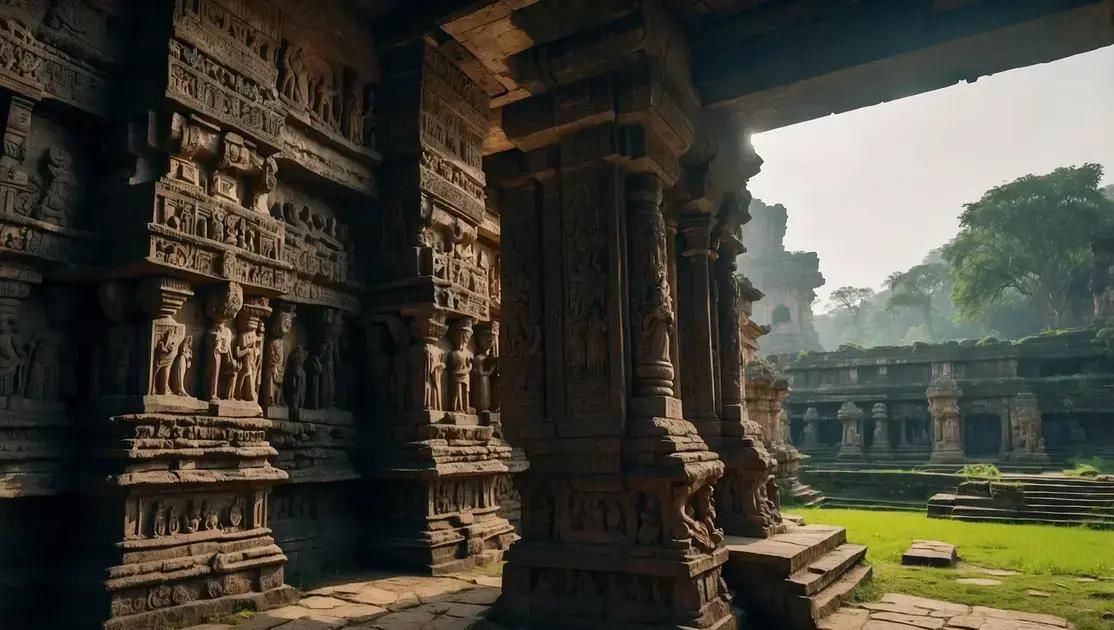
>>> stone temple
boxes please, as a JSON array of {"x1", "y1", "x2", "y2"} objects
[
  {"x1": 0, "y1": 1, "x2": 1109, "y2": 629},
  {"x1": 738, "y1": 198, "x2": 824, "y2": 355}
]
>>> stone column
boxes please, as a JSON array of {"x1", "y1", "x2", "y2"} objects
[
  {"x1": 871, "y1": 402, "x2": 892, "y2": 458},
  {"x1": 677, "y1": 212, "x2": 720, "y2": 437},
  {"x1": 837, "y1": 402, "x2": 864, "y2": 460},
  {"x1": 491, "y1": 48, "x2": 732, "y2": 627},
  {"x1": 928, "y1": 376, "x2": 965, "y2": 463},
  {"x1": 367, "y1": 40, "x2": 514, "y2": 574}
]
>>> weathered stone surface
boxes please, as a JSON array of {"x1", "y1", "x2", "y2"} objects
[{"x1": 902, "y1": 540, "x2": 958, "y2": 568}]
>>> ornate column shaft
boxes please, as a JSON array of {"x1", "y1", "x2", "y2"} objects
[
  {"x1": 837, "y1": 402, "x2": 864, "y2": 460},
  {"x1": 928, "y1": 375, "x2": 965, "y2": 463}
]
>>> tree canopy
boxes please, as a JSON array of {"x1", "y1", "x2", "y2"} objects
[
  {"x1": 886, "y1": 263, "x2": 949, "y2": 335},
  {"x1": 943, "y1": 164, "x2": 1114, "y2": 328},
  {"x1": 828, "y1": 286, "x2": 875, "y2": 342}
]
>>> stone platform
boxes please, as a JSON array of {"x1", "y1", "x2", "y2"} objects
[
  {"x1": 902, "y1": 540, "x2": 958, "y2": 567},
  {"x1": 929, "y1": 476, "x2": 1114, "y2": 528},
  {"x1": 723, "y1": 524, "x2": 873, "y2": 629},
  {"x1": 819, "y1": 593, "x2": 1074, "y2": 630}
]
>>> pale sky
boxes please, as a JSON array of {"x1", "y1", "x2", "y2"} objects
[{"x1": 749, "y1": 45, "x2": 1114, "y2": 312}]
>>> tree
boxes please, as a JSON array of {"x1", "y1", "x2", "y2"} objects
[
  {"x1": 885, "y1": 263, "x2": 949, "y2": 337},
  {"x1": 828, "y1": 286, "x2": 875, "y2": 342},
  {"x1": 944, "y1": 164, "x2": 1114, "y2": 328}
]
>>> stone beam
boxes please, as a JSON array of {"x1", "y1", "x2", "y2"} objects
[{"x1": 696, "y1": 0, "x2": 1114, "y2": 130}]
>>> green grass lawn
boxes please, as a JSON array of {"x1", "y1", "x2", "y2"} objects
[{"x1": 791, "y1": 508, "x2": 1114, "y2": 630}]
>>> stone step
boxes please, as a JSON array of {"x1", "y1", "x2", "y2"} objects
[
  {"x1": 949, "y1": 505, "x2": 1114, "y2": 525},
  {"x1": 1024, "y1": 502, "x2": 1114, "y2": 514},
  {"x1": 787, "y1": 543, "x2": 869, "y2": 596},
  {"x1": 725, "y1": 525, "x2": 847, "y2": 575},
  {"x1": 822, "y1": 496, "x2": 923, "y2": 512},
  {"x1": 950, "y1": 514, "x2": 1114, "y2": 528},
  {"x1": 789, "y1": 563, "x2": 874, "y2": 629}
]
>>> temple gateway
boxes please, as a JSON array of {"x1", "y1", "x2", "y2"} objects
[{"x1": 0, "y1": 1, "x2": 1109, "y2": 629}]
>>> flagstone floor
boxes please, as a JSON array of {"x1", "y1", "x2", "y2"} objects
[{"x1": 183, "y1": 574, "x2": 1075, "y2": 630}]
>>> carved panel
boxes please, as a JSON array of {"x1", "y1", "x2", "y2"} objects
[
  {"x1": 561, "y1": 165, "x2": 619, "y2": 416},
  {"x1": 167, "y1": 38, "x2": 285, "y2": 149}
]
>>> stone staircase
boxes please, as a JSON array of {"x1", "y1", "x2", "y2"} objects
[
  {"x1": 929, "y1": 476, "x2": 1114, "y2": 528},
  {"x1": 786, "y1": 478, "x2": 826, "y2": 507},
  {"x1": 724, "y1": 524, "x2": 872, "y2": 629}
]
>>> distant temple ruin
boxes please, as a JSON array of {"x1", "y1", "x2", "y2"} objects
[
  {"x1": 738, "y1": 199, "x2": 825, "y2": 354},
  {"x1": 784, "y1": 330, "x2": 1113, "y2": 466}
]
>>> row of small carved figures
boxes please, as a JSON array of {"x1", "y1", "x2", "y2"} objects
[
  {"x1": 148, "y1": 497, "x2": 248, "y2": 538},
  {"x1": 173, "y1": 39, "x2": 371, "y2": 148}
]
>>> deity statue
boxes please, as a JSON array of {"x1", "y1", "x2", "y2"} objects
[
  {"x1": 0, "y1": 314, "x2": 25, "y2": 396},
  {"x1": 447, "y1": 321, "x2": 473, "y2": 413},
  {"x1": 204, "y1": 284, "x2": 243, "y2": 401},
  {"x1": 261, "y1": 305, "x2": 294, "y2": 408},
  {"x1": 37, "y1": 149, "x2": 75, "y2": 226},
  {"x1": 641, "y1": 279, "x2": 674, "y2": 365},
  {"x1": 471, "y1": 325, "x2": 497, "y2": 413},
  {"x1": 232, "y1": 320, "x2": 259, "y2": 402},
  {"x1": 170, "y1": 335, "x2": 193, "y2": 396},
  {"x1": 25, "y1": 329, "x2": 61, "y2": 400},
  {"x1": 279, "y1": 44, "x2": 306, "y2": 105},
  {"x1": 283, "y1": 346, "x2": 307, "y2": 411},
  {"x1": 151, "y1": 328, "x2": 181, "y2": 396}
]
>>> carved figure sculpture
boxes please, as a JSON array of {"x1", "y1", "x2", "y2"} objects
[
  {"x1": 37, "y1": 148, "x2": 75, "y2": 226},
  {"x1": 152, "y1": 328, "x2": 181, "y2": 395},
  {"x1": 471, "y1": 325, "x2": 497, "y2": 412},
  {"x1": 232, "y1": 321, "x2": 259, "y2": 402},
  {"x1": 261, "y1": 305, "x2": 294, "y2": 407},
  {"x1": 345, "y1": 85, "x2": 364, "y2": 145},
  {"x1": 185, "y1": 501, "x2": 202, "y2": 533},
  {"x1": 25, "y1": 329, "x2": 61, "y2": 400},
  {"x1": 170, "y1": 335, "x2": 192, "y2": 396},
  {"x1": 152, "y1": 501, "x2": 168, "y2": 537},
  {"x1": 0, "y1": 314, "x2": 25, "y2": 396},
  {"x1": 279, "y1": 44, "x2": 306, "y2": 105},
  {"x1": 447, "y1": 320, "x2": 473, "y2": 413},
  {"x1": 204, "y1": 283, "x2": 243, "y2": 400},
  {"x1": 284, "y1": 346, "x2": 307, "y2": 411}
]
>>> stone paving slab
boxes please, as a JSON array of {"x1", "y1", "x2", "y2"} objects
[
  {"x1": 818, "y1": 593, "x2": 1074, "y2": 630},
  {"x1": 185, "y1": 577, "x2": 1076, "y2": 630},
  {"x1": 902, "y1": 540, "x2": 958, "y2": 567}
]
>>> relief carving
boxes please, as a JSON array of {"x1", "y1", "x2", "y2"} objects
[
  {"x1": 446, "y1": 318, "x2": 473, "y2": 414},
  {"x1": 261, "y1": 302, "x2": 294, "y2": 408},
  {"x1": 409, "y1": 312, "x2": 446, "y2": 412},
  {"x1": 204, "y1": 282, "x2": 243, "y2": 401},
  {"x1": 471, "y1": 322, "x2": 497, "y2": 413}
]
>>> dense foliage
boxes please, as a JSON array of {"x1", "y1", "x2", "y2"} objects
[
  {"x1": 944, "y1": 163, "x2": 1114, "y2": 328},
  {"x1": 815, "y1": 165, "x2": 1114, "y2": 349}
]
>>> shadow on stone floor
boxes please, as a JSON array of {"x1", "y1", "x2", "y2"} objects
[{"x1": 186, "y1": 572, "x2": 504, "y2": 630}]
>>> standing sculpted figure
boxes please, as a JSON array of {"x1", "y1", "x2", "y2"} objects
[
  {"x1": 170, "y1": 335, "x2": 192, "y2": 396},
  {"x1": 151, "y1": 329, "x2": 180, "y2": 395},
  {"x1": 0, "y1": 314, "x2": 25, "y2": 396},
  {"x1": 261, "y1": 305, "x2": 294, "y2": 407},
  {"x1": 447, "y1": 321, "x2": 473, "y2": 413},
  {"x1": 284, "y1": 346, "x2": 307, "y2": 411},
  {"x1": 641, "y1": 280, "x2": 674, "y2": 365},
  {"x1": 204, "y1": 283, "x2": 243, "y2": 400},
  {"x1": 232, "y1": 320, "x2": 259, "y2": 401},
  {"x1": 471, "y1": 326, "x2": 497, "y2": 412}
]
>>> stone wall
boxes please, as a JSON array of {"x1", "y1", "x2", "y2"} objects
[{"x1": 783, "y1": 330, "x2": 1114, "y2": 464}]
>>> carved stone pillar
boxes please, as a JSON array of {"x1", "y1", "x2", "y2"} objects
[
  {"x1": 678, "y1": 212, "x2": 719, "y2": 435},
  {"x1": 367, "y1": 40, "x2": 514, "y2": 574},
  {"x1": 837, "y1": 402, "x2": 864, "y2": 460},
  {"x1": 928, "y1": 376, "x2": 965, "y2": 463},
  {"x1": 491, "y1": 45, "x2": 732, "y2": 627},
  {"x1": 871, "y1": 402, "x2": 892, "y2": 458}
]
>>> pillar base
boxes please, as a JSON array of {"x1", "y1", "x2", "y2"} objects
[
  {"x1": 494, "y1": 543, "x2": 734, "y2": 629},
  {"x1": 930, "y1": 448, "x2": 966, "y2": 464}
]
